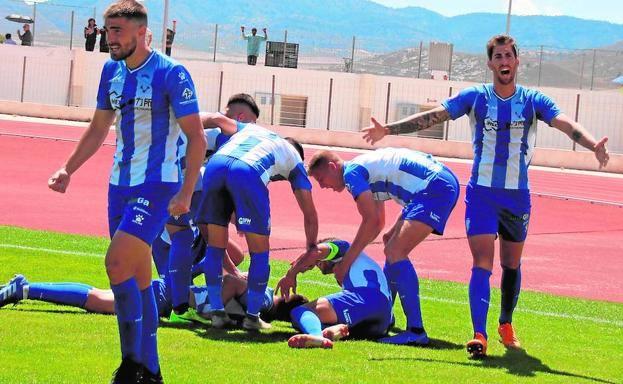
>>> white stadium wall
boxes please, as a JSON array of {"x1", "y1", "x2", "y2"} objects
[{"x1": 0, "y1": 45, "x2": 621, "y2": 173}]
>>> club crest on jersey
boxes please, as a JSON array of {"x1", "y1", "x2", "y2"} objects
[
  {"x1": 178, "y1": 71, "x2": 187, "y2": 81},
  {"x1": 182, "y1": 88, "x2": 194, "y2": 100}
]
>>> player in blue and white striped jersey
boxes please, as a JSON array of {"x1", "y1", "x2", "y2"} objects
[
  {"x1": 48, "y1": 2, "x2": 206, "y2": 381},
  {"x1": 195, "y1": 114, "x2": 319, "y2": 332},
  {"x1": 307, "y1": 147, "x2": 459, "y2": 346},
  {"x1": 163, "y1": 94, "x2": 258, "y2": 325},
  {"x1": 360, "y1": 35, "x2": 609, "y2": 357}
]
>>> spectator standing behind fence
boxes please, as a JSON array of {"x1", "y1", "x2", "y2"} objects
[
  {"x1": 17, "y1": 24, "x2": 32, "y2": 46},
  {"x1": 84, "y1": 18, "x2": 98, "y2": 51},
  {"x1": 99, "y1": 26, "x2": 109, "y2": 53},
  {"x1": 241, "y1": 26, "x2": 267, "y2": 66},
  {"x1": 4, "y1": 33, "x2": 17, "y2": 45},
  {"x1": 165, "y1": 19, "x2": 176, "y2": 56}
]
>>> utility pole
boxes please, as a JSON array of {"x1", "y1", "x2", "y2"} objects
[{"x1": 505, "y1": 0, "x2": 513, "y2": 35}]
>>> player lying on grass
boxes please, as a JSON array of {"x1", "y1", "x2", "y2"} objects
[
  {"x1": 276, "y1": 238, "x2": 393, "y2": 349},
  {"x1": 0, "y1": 273, "x2": 306, "y2": 326}
]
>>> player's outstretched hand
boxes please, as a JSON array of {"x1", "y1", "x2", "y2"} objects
[
  {"x1": 48, "y1": 168, "x2": 70, "y2": 193},
  {"x1": 276, "y1": 274, "x2": 297, "y2": 300},
  {"x1": 594, "y1": 136, "x2": 609, "y2": 168},
  {"x1": 168, "y1": 191, "x2": 191, "y2": 217},
  {"x1": 361, "y1": 116, "x2": 388, "y2": 145}
]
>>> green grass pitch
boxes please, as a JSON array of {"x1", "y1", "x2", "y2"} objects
[{"x1": 0, "y1": 226, "x2": 621, "y2": 383}]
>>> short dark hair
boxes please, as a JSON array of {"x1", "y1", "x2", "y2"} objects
[
  {"x1": 226, "y1": 93, "x2": 260, "y2": 119},
  {"x1": 486, "y1": 34, "x2": 518, "y2": 60},
  {"x1": 285, "y1": 137, "x2": 304, "y2": 161},
  {"x1": 88, "y1": 18, "x2": 96, "y2": 24},
  {"x1": 104, "y1": 0, "x2": 148, "y2": 26},
  {"x1": 262, "y1": 294, "x2": 309, "y2": 322},
  {"x1": 307, "y1": 149, "x2": 341, "y2": 174},
  {"x1": 5, "y1": 33, "x2": 11, "y2": 39}
]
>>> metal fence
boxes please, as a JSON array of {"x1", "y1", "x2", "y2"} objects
[{"x1": 2, "y1": 1, "x2": 622, "y2": 91}]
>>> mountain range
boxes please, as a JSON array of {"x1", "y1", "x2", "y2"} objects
[{"x1": 1, "y1": 0, "x2": 623, "y2": 53}]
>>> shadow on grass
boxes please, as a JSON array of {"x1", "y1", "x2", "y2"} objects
[
  {"x1": 192, "y1": 327, "x2": 293, "y2": 344},
  {"x1": 370, "y1": 348, "x2": 615, "y2": 383}
]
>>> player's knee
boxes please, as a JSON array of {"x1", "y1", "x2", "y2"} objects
[{"x1": 383, "y1": 243, "x2": 408, "y2": 263}]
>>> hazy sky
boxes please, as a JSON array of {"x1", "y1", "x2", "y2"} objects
[{"x1": 370, "y1": 0, "x2": 623, "y2": 25}]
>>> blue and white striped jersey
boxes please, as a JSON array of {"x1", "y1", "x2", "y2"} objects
[
  {"x1": 344, "y1": 252, "x2": 391, "y2": 300},
  {"x1": 96, "y1": 50, "x2": 200, "y2": 186},
  {"x1": 442, "y1": 84, "x2": 560, "y2": 190},
  {"x1": 343, "y1": 147, "x2": 444, "y2": 205},
  {"x1": 215, "y1": 123, "x2": 312, "y2": 190}
]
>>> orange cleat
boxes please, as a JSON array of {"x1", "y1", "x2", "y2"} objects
[
  {"x1": 288, "y1": 334, "x2": 333, "y2": 349},
  {"x1": 466, "y1": 332, "x2": 488, "y2": 358},
  {"x1": 498, "y1": 322, "x2": 521, "y2": 349}
]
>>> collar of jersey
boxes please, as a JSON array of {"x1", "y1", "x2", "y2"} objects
[
  {"x1": 491, "y1": 83, "x2": 520, "y2": 102},
  {"x1": 124, "y1": 50, "x2": 156, "y2": 74}
]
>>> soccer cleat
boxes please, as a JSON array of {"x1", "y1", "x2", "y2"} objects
[
  {"x1": 288, "y1": 334, "x2": 333, "y2": 349},
  {"x1": 242, "y1": 315, "x2": 272, "y2": 332},
  {"x1": 466, "y1": 332, "x2": 488, "y2": 358},
  {"x1": 169, "y1": 307, "x2": 210, "y2": 325},
  {"x1": 210, "y1": 309, "x2": 235, "y2": 329},
  {"x1": 110, "y1": 358, "x2": 143, "y2": 384},
  {"x1": 498, "y1": 322, "x2": 521, "y2": 349},
  {"x1": 378, "y1": 330, "x2": 430, "y2": 346},
  {"x1": 322, "y1": 324, "x2": 350, "y2": 341},
  {"x1": 141, "y1": 368, "x2": 164, "y2": 384},
  {"x1": 0, "y1": 274, "x2": 28, "y2": 308}
]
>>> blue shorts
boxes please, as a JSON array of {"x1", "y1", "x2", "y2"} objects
[
  {"x1": 196, "y1": 154, "x2": 271, "y2": 235},
  {"x1": 465, "y1": 182, "x2": 531, "y2": 242},
  {"x1": 152, "y1": 278, "x2": 172, "y2": 318},
  {"x1": 401, "y1": 166, "x2": 459, "y2": 235},
  {"x1": 108, "y1": 182, "x2": 180, "y2": 245},
  {"x1": 326, "y1": 287, "x2": 392, "y2": 339},
  {"x1": 167, "y1": 190, "x2": 203, "y2": 227}
]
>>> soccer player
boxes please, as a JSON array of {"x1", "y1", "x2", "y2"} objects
[
  {"x1": 276, "y1": 238, "x2": 393, "y2": 349},
  {"x1": 360, "y1": 34, "x2": 609, "y2": 357},
  {"x1": 0, "y1": 274, "x2": 306, "y2": 326},
  {"x1": 306, "y1": 148, "x2": 459, "y2": 345},
  {"x1": 166, "y1": 94, "x2": 259, "y2": 325},
  {"x1": 195, "y1": 115, "x2": 319, "y2": 332},
  {"x1": 47, "y1": 1, "x2": 206, "y2": 382}
]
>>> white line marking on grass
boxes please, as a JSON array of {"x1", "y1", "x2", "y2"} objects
[
  {"x1": 0, "y1": 244, "x2": 103, "y2": 258},
  {"x1": 300, "y1": 279, "x2": 623, "y2": 328}
]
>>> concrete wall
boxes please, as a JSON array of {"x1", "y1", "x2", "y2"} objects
[{"x1": 1, "y1": 45, "x2": 621, "y2": 173}]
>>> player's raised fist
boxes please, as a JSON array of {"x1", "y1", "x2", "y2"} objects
[{"x1": 48, "y1": 168, "x2": 71, "y2": 193}]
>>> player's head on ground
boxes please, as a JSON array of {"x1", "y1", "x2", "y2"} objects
[
  {"x1": 262, "y1": 294, "x2": 308, "y2": 322},
  {"x1": 225, "y1": 93, "x2": 260, "y2": 122},
  {"x1": 104, "y1": 0, "x2": 148, "y2": 62},
  {"x1": 285, "y1": 137, "x2": 305, "y2": 161},
  {"x1": 315, "y1": 237, "x2": 349, "y2": 275},
  {"x1": 307, "y1": 150, "x2": 345, "y2": 192},
  {"x1": 486, "y1": 34, "x2": 519, "y2": 86}
]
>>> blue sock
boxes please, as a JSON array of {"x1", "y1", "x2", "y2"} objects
[
  {"x1": 469, "y1": 267, "x2": 492, "y2": 338},
  {"x1": 141, "y1": 286, "x2": 160, "y2": 375},
  {"x1": 499, "y1": 265, "x2": 521, "y2": 324},
  {"x1": 111, "y1": 278, "x2": 142, "y2": 362},
  {"x1": 383, "y1": 263, "x2": 398, "y2": 304},
  {"x1": 246, "y1": 251, "x2": 270, "y2": 318},
  {"x1": 168, "y1": 227, "x2": 195, "y2": 312},
  {"x1": 151, "y1": 234, "x2": 170, "y2": 279},
  {"x1": 290, "y1": 306, "x2": 323, "y2": 336},
  {"x1": 27, "y1": 283, "x2": 91, "y2": 308},
  {"x1": 387, "y1": 259, "x2": 424, "y2": 331},
  {"x1": 204, "y1": 246, "x2": 225, "y2": 311}
]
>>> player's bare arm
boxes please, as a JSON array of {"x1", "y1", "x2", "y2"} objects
[
  {"x1": 333, "y1": 193, "x2": 384, "y2": 283},
  {"x1": 276, "y1": 245, "x2": 328, "y2": 299},
  {"x1": 362, "y1": 106, "x2": 451, "y2": 144},
  {"x1": 200, "y1": 112, "x2": 239, "y2": 135},
  {"x1": 293, "y1": 189, "x2": 319, "y2": 250},
  {"x1": 48, "y1": 109, "x2": 115, "y2": 193},
  {"x1": 550, "y1": 114, "x2": 609, "y2": 168},
  {"x1": 169, "y1": 114, "x2": 207, "y2": 216}
]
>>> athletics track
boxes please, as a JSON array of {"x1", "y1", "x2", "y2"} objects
[{"x1": 1, "y1": 116, "x2": 622, "y2": 303}]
